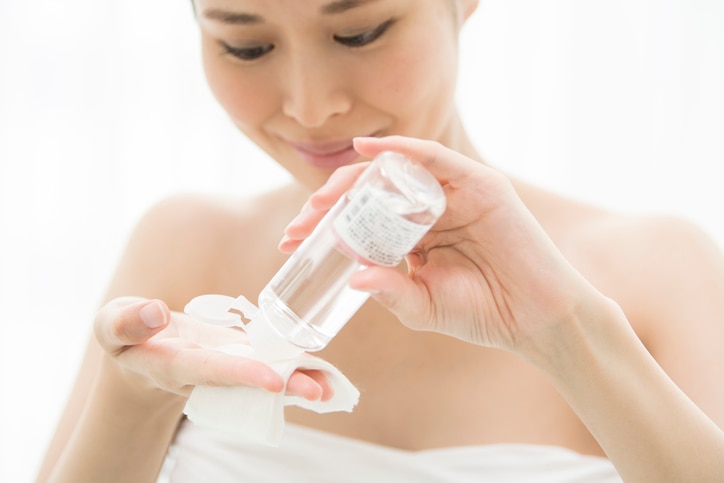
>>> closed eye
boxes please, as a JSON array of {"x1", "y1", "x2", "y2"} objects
[
  {"x1": 220, "y1": 42, "x2": 275, "y2": 61},
  {"x1": 334, "y1": 19, "x2": 395, "y2": 48}
]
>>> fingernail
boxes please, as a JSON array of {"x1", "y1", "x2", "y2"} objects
[
  {"x1": 284, "y1": 211, "x2": 313, "y2": 236},
  {"x1": 287, "y1": 211, "x2": 306, "y2": 227},
  {"x1": 140, "y1": 301, "x2": 166, "y2": 329},
  {"x1": 351, "y1": 286, "x2": 381, "y2": 296},
  {"x1": 277, "y1": 234, "x2": 291, "y2": 251}
]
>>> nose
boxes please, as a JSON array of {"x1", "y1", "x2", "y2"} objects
[{"x1": 281, "y1": 51, "x2": 352, "y2": 128}]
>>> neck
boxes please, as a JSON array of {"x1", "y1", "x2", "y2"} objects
[
  {"x1": 437, "y1": 111, "x2": 541, "y2": 207},
  {"x1": 437, "y1": 111, "x2": 484, "y2": 164}
]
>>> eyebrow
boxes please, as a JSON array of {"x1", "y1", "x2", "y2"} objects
[
  {"x1": 202, "y1": 0, "x2": 378, "y2": 25},
  {"x1": 202, "y1": 8, "x2": 263, "y2": 25},
  {"x1": 320, "y1": 0, "x2": 379, "y2": 15}
]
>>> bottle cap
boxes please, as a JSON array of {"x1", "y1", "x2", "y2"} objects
[
  {"x1": 185, "y1": 294, "x2": 306, "y2": 360},
  {"x1": 244, "y1": 313, "x2": 306, "y2": 361}
]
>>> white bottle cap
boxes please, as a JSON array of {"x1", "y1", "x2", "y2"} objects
[
  {"x1": 244, "y1": 314, "x2": 306, "y2": 361},
  {"x1": 228, "y1": 296, "x2": 306, "y2": 360}
]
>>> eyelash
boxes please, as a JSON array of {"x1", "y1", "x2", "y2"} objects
[
  {"x1": 220, "y1": 19, "x2": 395, "y2": 62},
  {"x1": 334, "y1": 19, "x2": 395, "y2": 48},
  {"x1": 221, "y1": 43, "x2": 275, "y2": 61}
]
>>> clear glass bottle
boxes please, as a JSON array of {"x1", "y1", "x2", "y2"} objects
[{"x1": 256, "y1": 151, "x2": 446, "y2": 352}]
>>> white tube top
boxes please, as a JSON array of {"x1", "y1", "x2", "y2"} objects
[{"x1": 164, "y1": 418, "x2": 622, "y2": 482}]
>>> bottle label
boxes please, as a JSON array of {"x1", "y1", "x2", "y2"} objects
[{"x1": 332, "y1": 185, "x2": 430, "y2": 266}]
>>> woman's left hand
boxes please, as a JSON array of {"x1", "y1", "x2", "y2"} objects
[{"x1": 280, "y1": 136, "x2": 603, "y2": 355}]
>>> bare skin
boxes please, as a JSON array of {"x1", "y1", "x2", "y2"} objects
[
  {"x1": 38, "y1": 130, "x2": 724, "y2": 483},
  {"x1": 37, "y1": 0, "x2": 724, "y2": 481}
]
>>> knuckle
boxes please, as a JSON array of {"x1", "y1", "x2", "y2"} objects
[
  {"x1": 94, "y1": 299, "x2": 148, "y2": 349},
  {"x1": 111, "y1": 319, "x2": 133, "y2": 345}
]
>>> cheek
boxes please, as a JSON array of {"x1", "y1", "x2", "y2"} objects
[
  {"x1": 201, "y1": 40, "x2": 276, "y2": 131},
  {"x1": 367, "y1": 30, "x2": 458, "y2": 123}
]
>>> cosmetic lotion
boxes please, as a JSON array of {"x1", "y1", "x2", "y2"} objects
[{"x1": 249, "y1": 151, "x2": 446, "y2": 355}]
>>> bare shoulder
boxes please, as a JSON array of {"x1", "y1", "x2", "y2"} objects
[
  {"x1": 557, "y1": 201, "x2": 724, "y2": 425},
  {"x1": 104, "y1": 184, "x2": 308, "y2": 310},
  {"x1": 569, "y1": 210, "x2": 724, "y2": 330}
]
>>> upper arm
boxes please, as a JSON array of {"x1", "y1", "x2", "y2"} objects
[
  {"x1": 36, "y1": 194, "x2": 233, "y2": 481},
  {"x1": 35, "y1": 335, "x2": 102, "y2": 482},
  {"x1": 103, "y1": 193, "x2": 239, "y2": 310}
]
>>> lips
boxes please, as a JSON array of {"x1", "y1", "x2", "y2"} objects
[{"x1": 289, "y1": 139, "x2": 361, "y2": 169}]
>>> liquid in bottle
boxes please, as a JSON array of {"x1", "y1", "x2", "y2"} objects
[{"x1": 256, "y1": 151, "x2": 446, "y2": 352}]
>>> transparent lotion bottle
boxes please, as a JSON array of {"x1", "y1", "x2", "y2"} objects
[{"x1": 256, "y1": 151, "x2": 446, "y2": 352}]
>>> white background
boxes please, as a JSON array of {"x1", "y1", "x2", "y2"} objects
[{"x1": 1, "y1": 1, "x2": 723, "y2": 481}]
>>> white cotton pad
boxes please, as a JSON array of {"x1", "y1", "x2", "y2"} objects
[{"x1": 182, "y1": 294, "x2": 360, "y2": 446}]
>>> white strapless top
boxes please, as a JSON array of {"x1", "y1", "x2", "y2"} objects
[{"x1": 164, "y1": 419, "x2": 622, "y2": 482}]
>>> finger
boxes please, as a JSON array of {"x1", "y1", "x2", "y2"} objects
[
  {"x1": 286, "y1": 371, "x2": 323, "y2": 401},
  {"x1": 286, "y1": 369, "x2": 336, "y2": 402},
  {"x1": 306, "y1": 369, "x2": 336, "y2": 402},
  {"x1": 349, "y1": 265, "x2": 428, "y2": 328},
  {"x1": 188, "y1": 350, "x2": 285, "y2": 393},
  {"x1": 94, "y1": 297, "x2": 170, "y2": 354},
  {"x1": 278, "y1": 208, "x2": 326, "y2": 253},
  {"x1": 308, "y1": 162, "x2": 369, "y2": 209},
  {"x1": 279, "y1": 162, "x2": 370, "y2": 253},
  {"x1": 122, "y1": 342, "x2": 285, "y2": 394},
  {"x1": 353, "y1": 136, "x2": 479, "y2": 187}
]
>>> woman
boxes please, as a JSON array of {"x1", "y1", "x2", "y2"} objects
[{"x1": 38, "y1": 0, "x2": 724, "y2": 481}]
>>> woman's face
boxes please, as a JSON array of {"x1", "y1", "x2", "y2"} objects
[{"x1": 195, "y1": 0, "x2": 469, "y2": 189}]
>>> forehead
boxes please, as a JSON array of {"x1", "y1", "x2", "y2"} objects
[
  {"x1": 194, "y1": 0, "x2": 386, "y2": 19},
  {"x1": 194, "y1": 0, "x2": 457, "y2": 39}
]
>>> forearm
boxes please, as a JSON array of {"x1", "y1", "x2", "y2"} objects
[
  {"x1": 46, "y1": 356, "x2": 186, "y2": 483},
  {"x1": 526, "y1": 295, "x2": 724, "y2": 482}
]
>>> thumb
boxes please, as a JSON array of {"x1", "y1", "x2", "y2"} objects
[{"x1": 94, "y1": 297, "x2": 170, "y2": 353}]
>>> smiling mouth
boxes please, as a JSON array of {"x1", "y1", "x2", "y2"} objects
[{"x1": 289, "y1": 139, "x2": 361, "y2": 169}]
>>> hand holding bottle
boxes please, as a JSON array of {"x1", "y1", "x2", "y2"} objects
[{"x1": 281, "y1": 136, "x2": 608, "y2": 356}]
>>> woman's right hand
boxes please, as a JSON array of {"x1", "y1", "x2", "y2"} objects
[{"x1": 93, "y1": 296, "x2": 332, "y2": 402}]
